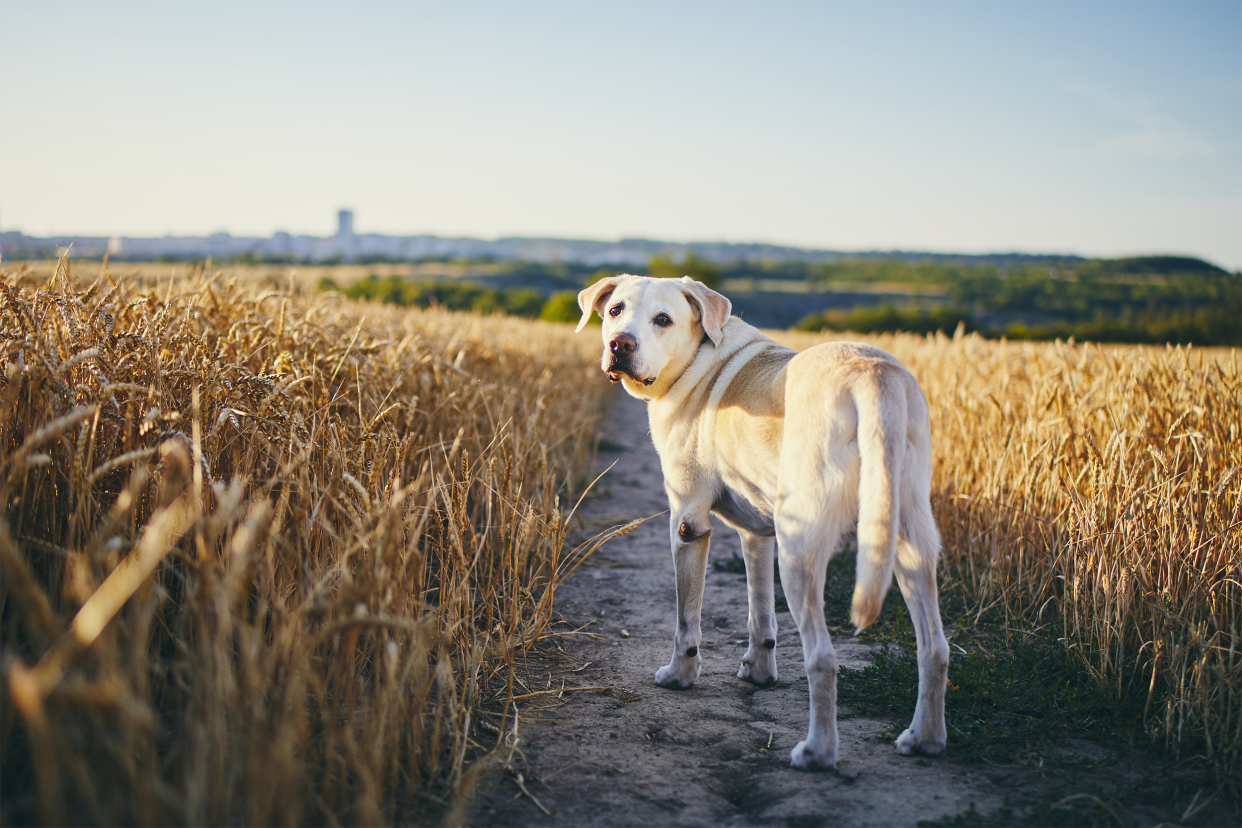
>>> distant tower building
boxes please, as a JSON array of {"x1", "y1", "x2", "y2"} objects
[{"x1": 335, "y1": 209, "x2": 356, "y2": 261}]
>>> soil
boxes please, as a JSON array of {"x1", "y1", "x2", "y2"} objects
[{"x1": 465, "y1": 387, "x2": 1159, "y2": 828}]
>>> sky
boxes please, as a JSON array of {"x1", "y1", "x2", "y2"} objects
[{"x1": 2, "y1": 1, "x2": 1240, "y2": 268}]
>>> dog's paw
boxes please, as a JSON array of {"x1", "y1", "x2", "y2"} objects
[
  {"x1": 654, "y1": 658, "x2": 699, "y2": 690},
  {"x1": 790, "y1": 739, "x2": 837, "y2": 771},
  {"x1": 895, "y1": 726, "x2": 945, "y2": 756},
  {"x1": 736, "y1": 646, "x2": 778, "y2": 687}
]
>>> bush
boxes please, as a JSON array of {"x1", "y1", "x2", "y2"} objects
[
  {"x1": 647, "y1": 253, "x2": 722, "y2": 288},
  {"x1": 336, "y1": 275, "x2": 546, "y2": 318},
  {"x1": 541, "y1": 290, "x2": 597, "y2": 325},
  {"x1": 796, "y1": 304, "x2": 974, "y2": 336}
]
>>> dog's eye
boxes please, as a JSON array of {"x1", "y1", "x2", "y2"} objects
[
  {"x1": 654, "y1": 313, "x2": 672, "y2": 327},
  {"x1": 609, "y1": 303, "x2": 624, "y2": 317}
]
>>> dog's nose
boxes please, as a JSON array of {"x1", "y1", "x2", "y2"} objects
[{"x1": 609, "y1": 333, "x2": 636, "y2": 354}]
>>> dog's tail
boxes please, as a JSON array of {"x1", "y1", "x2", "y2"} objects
[{"x1": 850, "y1": 374, "x2": 906, "y2": 633}]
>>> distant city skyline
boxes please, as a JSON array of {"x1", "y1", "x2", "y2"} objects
[
  {"x1": 2, "y1": 1, "x2": 1239, "y2": 268},
  {"x1": 1, "y1": 207, "x2": 1099, "y2": 267}
]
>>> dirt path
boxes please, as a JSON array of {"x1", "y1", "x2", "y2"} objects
[{"x1": 467, "y1": 388, "x2": 1025, "y2": 827}]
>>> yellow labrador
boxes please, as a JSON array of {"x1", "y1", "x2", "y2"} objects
[{"x1": 576, "y1": 275, "x2": 949, "y2": 770}]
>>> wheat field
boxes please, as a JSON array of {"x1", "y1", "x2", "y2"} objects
[
  {"x1": 2, "y1": 260, "x2": 1237, "y2": 825},
  {"x1": 1, "y1": 257, "x2": 608, "y2": 825}
]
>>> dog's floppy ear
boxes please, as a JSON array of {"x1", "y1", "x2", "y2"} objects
[
  {"x1": 575, "y1": 276, "x2": 625, "y2": 333},
  {"x1": 679, "y1": 277, "x2": 732, "y2": 347}
]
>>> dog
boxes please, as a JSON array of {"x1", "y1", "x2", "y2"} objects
[{"x1": 576, "y1": 274, "x2": 949, "y2": 770}]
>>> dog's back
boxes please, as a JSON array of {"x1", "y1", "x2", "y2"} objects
[{"x1": 779, "y1": 343, "x2": 931, "y2": 629}]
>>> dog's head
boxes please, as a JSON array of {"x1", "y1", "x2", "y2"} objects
[{"x1": 575, "y1": 275, "x2": 732, "y2": 397}]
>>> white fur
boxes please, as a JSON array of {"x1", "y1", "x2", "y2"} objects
[{"x1": 578, "y1": 275, "x2": 950, "y2": 771}]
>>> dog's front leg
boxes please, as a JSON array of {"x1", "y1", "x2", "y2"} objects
[
  {"x1": 737, "y1": 531, "x2": 778, "y2": 687},
  {"x1": 654, "y1": 511, "x2": 711, "y2": 690}
]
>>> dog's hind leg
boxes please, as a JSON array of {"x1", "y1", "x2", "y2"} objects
[
  {"x1": 737, "y1": 531, "x2": 778, "y2": 687},
  {"x1": 655, "y1": 506, "x2": 712, "y2": 690},
  {"x1": 776, "y1": 500, "x2": 850, "y2": 770},
  {"x1": 892, "y1": 399, "x2": 949, "y2": 755},
  {"x1": 893, "y1": 500, "x2": 949, "y2": 756}
]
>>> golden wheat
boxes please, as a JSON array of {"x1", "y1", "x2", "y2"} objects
[{"x1": 0, "y1": 255, "x2": 605, "y2": 825}]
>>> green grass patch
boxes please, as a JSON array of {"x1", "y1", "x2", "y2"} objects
[
  {"x1": 823, "y1": 545, "x2": 1151, "y2": 767},
  {"x1": 821, "y1": 544, "x2": 917, "y2": 644},
  {"x1": 718, "y1": 545, "x2": 1149, "y2": 768},
  {"x1": 920, "y1": 798, "x2": 1128, "y2": 828},
  {"x1": 920, "y1": 782, "x2": 1226, "y2": 828},
  {"x1": 712, "y1": 542, "x2": 915, "y2": 640},
  {"x1": 838, "y1": 641, "x2": 1151, "y2": 767}
]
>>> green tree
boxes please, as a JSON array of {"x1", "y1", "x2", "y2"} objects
[
  {"x1": 647, "y1": 253, "x2": 722, "y2": 288},
  {"x1": 540, "y1": 291, "x2": 598, "y2": 325},
  {"x1": 501, "y1": 288, "x2": 545, "y2": 318},
  {"x1": 796, "y1": 304, "x2": 974, "y2": 336},
  {"x1": 583, "y1": 268, "x2": 618, "y2": 287}
]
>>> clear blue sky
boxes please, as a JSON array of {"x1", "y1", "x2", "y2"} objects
[{"x1": 2, "y1": 1, "x2": 1239, "y2": 268}]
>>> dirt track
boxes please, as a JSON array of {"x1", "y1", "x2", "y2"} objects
[{"x1": 468, "y1": 387, "x2": 1036, "y2": 827}]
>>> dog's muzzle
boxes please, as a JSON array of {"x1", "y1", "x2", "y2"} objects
[
  {"x1": 605, "y1": 364, "x2": 656, "y2": 386},
  {"x1": 605, "y1": 337, "x2": 655, "y2": 385}
]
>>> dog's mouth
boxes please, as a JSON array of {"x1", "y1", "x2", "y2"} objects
[
  {"x1": 605, "y1": 370, "x2": 656, "y2": 386},
  {"x1": 604, "y1": 357, "x2": 656, "y2": 386}
]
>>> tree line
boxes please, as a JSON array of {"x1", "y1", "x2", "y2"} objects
[{"x1": 323, "y1": 254, "x2": 1240, "y2": 346}]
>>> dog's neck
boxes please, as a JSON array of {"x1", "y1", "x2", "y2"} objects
[{"x1": 638, "y1": 318, "x2": 774, "y2": 441}]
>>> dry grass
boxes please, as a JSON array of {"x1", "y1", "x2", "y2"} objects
[
  {"x1": 1, "y1": 256, "x2": 607, "y2": 825},
  {"x1": 778, "y1": 329, "x2": 1241, "y2": 793},
  {"x1": 5, "y1": 260, "x2": 518, "y2": 295}
]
